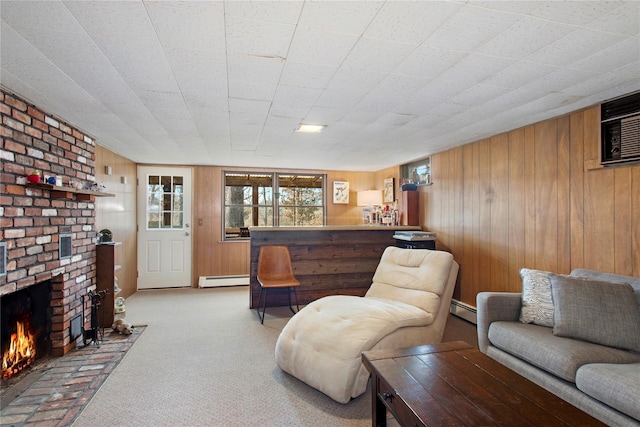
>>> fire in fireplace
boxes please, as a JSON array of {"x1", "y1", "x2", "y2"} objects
[
  {"x1": 2, "y1": 319, "x2": 36, "y2": 379},
  {"x1": 0, "y1": 280, "x2": 52, "y2": 380}
]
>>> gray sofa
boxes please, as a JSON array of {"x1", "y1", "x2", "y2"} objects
[{"x1": 477, "y1": 269, "x2": 640, "y2": 427}]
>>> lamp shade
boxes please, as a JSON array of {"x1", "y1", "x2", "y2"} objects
[{"x1": 357, "y1": 190, "x2": 383, "y2": 206}]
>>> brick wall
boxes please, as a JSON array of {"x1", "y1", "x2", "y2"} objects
[{"x1": 1, "y1": 87, "x2": 98, "y2": 356}]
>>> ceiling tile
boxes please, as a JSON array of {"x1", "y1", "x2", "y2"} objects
[
  {"x1": 341, "y1": 37, "x2": 417, "y2": 74},
  {"x1": 65, "y1": 1, "x2": 154, "y2": 40},
  {"x1": 586, "y1": 2, "x2": 640, "y2": 35},
  {"x1": 1, "y1": 0, "x2": 638, "y2": 171},
  {"x1": 443, "y1": 53, "x2": 516, "y2": 86},
  {"x1": 482, "y1": 61, "x2": 558, "y2": 90},
  {"x1": 392, "y1": 45, "x2": 468, "y2": 79},
  {"x1": 425, "y1": 3, "x2": 523, "y2": 52},
  {"x1": 279, "y1": 61, "x2": 336, "y2": 90},
  {"x1": 270, "y1": 85, "x2": 322, "y2": 119},
  {"x1": 224, "y1": 1, "x2": 303, "y2": 25},
  {"x1": 145, "y1": 1, "x2": 226, "y2": 53},
  {"x1": 227, "y1": 54, "x2": 284, "y2": 100},
  {"x1": 302, "y1": 107, "x2": 347, "y2": 125},
  {"x1": 520, "y1": 67, "x2": 601, "y2": 96},
  {"x1": 564, "y1": 64, "x2": 640, "y2": 98},
  {"x1": 365, "y1": 1, "x2": 461, "y2": 44},
  {"x1": 568, "y1": 36, "x2": 640, "y2": 74},
  {"x1": 398, "y1": 79, "x2": 475, "y2": 116},
  {"x1": 476, "y1": 15, "x2": 574, "y2": 60},
  {"x1": 531, "y1": 1, "x2": 625, "y2": 26},
  {"x1": 525, "y1": 27, "x2": 626, "y2": 67},
  {"x1": 298, "y1": 1, "x2": 382, "y2": 34},
  {"x1": 287, "y1": 27, "x2": 359, "y2": 67},
  {"x1": 225, "y1": 14, "x2": 295, "y2": 58}
]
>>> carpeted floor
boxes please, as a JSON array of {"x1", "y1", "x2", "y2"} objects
[
  {"x1": 1, "y1": 286, "x2": 478, "y2": 427},
  {"x1": 72, "y1": 286, "x2": 478, "y2": 427},
  {"x1": 72, "y1": 286, "x2": 373, "y2": 427}
]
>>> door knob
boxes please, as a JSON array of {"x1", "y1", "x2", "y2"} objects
[{"x1": 185, "y1": 232, "x2": 190, "y2": 236}]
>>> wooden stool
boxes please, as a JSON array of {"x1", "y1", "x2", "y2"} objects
[{"x1": 256, "y1": 246, "x2": 300, "y2": 324}]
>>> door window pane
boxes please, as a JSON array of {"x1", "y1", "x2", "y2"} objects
[{"x1": 146, "y1": 175, "x2": 185, "y2": 230}]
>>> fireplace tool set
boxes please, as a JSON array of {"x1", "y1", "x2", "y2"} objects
[{"x1": 82, "y1": 289, "x2": 108, "y2": 346}]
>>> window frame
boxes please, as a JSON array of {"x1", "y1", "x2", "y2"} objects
[{"x1": 223, "y1": 171, "x2": 326, "y2": 240}]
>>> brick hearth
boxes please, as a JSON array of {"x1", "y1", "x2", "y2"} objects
[{"x1": 1, "y1": 88, "x2": 98, "y2": 356}]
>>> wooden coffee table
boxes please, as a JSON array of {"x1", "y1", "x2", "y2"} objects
[{"x1": 362, "y1": 341, "x2": 606, "y2": 427}]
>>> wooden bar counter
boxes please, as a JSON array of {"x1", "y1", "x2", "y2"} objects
[{"x1": 249, "y1": 225, "x2": 421, "y2": 309}]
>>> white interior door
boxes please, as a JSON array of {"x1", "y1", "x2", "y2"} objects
[{"x1": 137, "y1": 166, "x2": 192, "y2": 289}]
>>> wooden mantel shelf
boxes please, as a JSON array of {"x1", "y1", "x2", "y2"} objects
[{"x1": 27, "y1": 182, "x2": 115, "y2": 201}]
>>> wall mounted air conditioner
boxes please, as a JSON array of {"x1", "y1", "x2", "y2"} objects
[{"x1": 601, "y1": 91, "x2": 640, "y2": 165}]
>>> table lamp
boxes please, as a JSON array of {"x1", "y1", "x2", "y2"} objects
[{"x1": 357, "y1": 190, "x2": 383, "y2": 224}]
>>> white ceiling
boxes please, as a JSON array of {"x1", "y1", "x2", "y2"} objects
[{"x1": 1, "y1": 1, "x2": 639, "y2": 172}]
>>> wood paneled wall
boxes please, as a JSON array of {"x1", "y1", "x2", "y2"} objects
[
  {"x1": 92, "y1": 161, "x2": 395, "y2": 290},
  {"x1": 248, "y1": 227, "x2": 415, "y2": 308},
  {"x1": 192, "y1": 166, "x2": 393, "y2": 283},
  {"x1": 422, "y1": 106, "x2": 640, "y2": 306},
  {"x1": 96, "y1": 105, "x2": 639, "y2": 302},
  {"x1": 94, "y1": 145, "x2": 137, "y2": 298}
]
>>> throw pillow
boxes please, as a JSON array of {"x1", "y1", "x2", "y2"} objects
[
  {"x1": 519, "y1": 268, "x2": 554, "y2": 327},
  {"x1": 550, "y1": 274, "x2": 640, "y2": 353}
]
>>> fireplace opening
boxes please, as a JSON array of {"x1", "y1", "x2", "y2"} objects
[{"x1": 1, "y1": 281, "x2": 52, "y2": 380}]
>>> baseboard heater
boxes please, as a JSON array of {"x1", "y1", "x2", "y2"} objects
[
  {"x1": 450, "y1": 299, "x2": 477, "y2": 324},
  {"x1": 198, "y1": 275, "x2": 249, "y2": 288}
]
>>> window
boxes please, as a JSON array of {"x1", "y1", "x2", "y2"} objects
[
  {"x1": 401, "y1": 156, "x2": 432, "y2": 186},
  {"x1": 224, "y1": 172, "x2": 325, "y2": 239},
  {"x1": 277, "y1": 174, "x2": 324, "y2": 226},
  {"x1": 146, "y1": 175, "x2": 184, "y2": 229}
]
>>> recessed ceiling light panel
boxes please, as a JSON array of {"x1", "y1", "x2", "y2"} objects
[{"x1": 296, "y1": 124, "x2": 326, "y2": 133}]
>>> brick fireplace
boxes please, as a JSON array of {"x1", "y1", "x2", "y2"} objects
[{"x1": 1, "y1": 87, "x2": 98, "y2": 357}]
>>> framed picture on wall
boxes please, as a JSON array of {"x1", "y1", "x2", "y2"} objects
[
  {"x1": 383, "y1": 178, "x2": 394, "y2": 203},
  {"x1": 333, "y1": 181, "x2": 349, "y2": 204}
]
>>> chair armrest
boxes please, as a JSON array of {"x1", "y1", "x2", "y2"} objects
[{"x1": 476, "y1": 292, "x2": 522, "y2": 354}]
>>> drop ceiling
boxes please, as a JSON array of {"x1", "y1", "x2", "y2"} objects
[{"x1": 1, "y1": 1, "x2": 639, "y2": 172}]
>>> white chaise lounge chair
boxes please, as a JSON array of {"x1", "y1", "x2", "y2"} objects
[{"x1": 275, "y1": 246, "x2": 459, "y2": 403}]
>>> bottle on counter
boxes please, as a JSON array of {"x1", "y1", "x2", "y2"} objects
[
  {"x1": 392, "y1": 200, "x2": 399, "y2": 226},
  {"x1": 382, "y1": 205, "x2": 392, "y2": 226}
]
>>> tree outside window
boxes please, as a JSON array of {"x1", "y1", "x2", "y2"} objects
[{"x1": 224, "y1": 172, "x2": 324, "y2": 239}]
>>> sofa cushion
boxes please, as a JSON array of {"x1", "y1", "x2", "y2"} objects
[
  {"x1": 488, "y1": 321, "x2": 640, "y2": 382},
  {"x1": 550, "y1": 274, "x2": 640, "y2": 352},
  {"x1": 571, "y1": 268, "x2": 640, "y2": 308},
  {"x1": 519, "y1": 268, "x2": 555, "y2": 327},
  {"x1": 576, "y1": 363, "x2": 640, "y2": 420}
]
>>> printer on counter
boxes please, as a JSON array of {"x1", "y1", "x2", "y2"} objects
[{"x1": 392, "y1": 231, "x2": 436, "y2": 249}]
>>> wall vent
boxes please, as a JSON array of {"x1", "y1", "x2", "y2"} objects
[
  {"x1": 0, "y1": 242, "x2": 6, "y2": 276},
  {"x1": 59, "y1": 234, "x2": 72, "y2": 259}
]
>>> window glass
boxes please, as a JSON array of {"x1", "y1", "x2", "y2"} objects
[
  {"x1": 223, "y1": 172, "x2": 324, "y2": 239},
  {"x1": 146, "y1": 175, "x2": 184, "y2": 229},
  {"x1": 278, "y1": 174, "x2": 323, "y2": 226}
]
